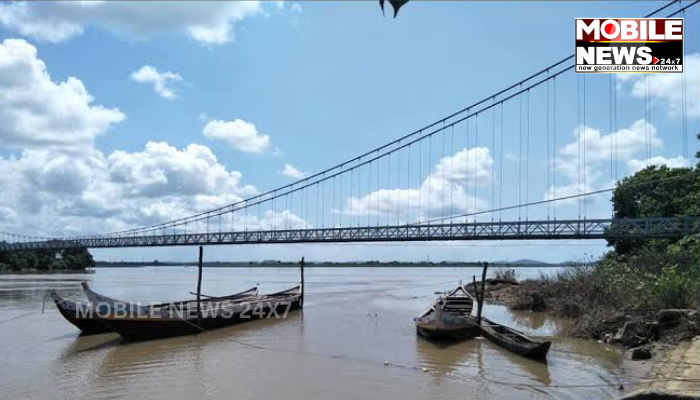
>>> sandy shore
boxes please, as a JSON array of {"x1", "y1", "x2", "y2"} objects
[{"x1": 620, "y1": 336, "x2": 700, "y2": 397}]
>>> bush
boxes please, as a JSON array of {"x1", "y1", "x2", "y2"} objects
[
  {"x1": 491, "y1": 267, "x2": 518, "y2": 282},
  {"x1": 501, "y1": 145, "x2": 700, "y2": 339}
]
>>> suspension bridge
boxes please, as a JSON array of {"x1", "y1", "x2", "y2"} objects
[{"x1": 1, "y1": 1, "x2": 699, "y2": 252}]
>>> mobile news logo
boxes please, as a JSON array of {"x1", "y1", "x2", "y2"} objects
[{"x1": 575, "y1": 18, "x2": 683, "y2": 73}]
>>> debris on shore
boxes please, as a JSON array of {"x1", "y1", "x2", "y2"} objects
[
  {"x1": 466, "y1": 276, "x2": 700, "y2": 349},
  {"x1": 466, "y1": 274, "x2": 700, "y2": 398}
]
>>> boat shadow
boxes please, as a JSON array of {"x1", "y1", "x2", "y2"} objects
[
  {"x1": 477, "y1": 337, "x2": 553, "y2": 385},
  {"x1": 414, "y1": 335, "x2": 482, "y2": 377},
  {"x1": 58, "y1": 332, "x2": 122, "y2": 358},
  {"x1": 56, "y1": 308, "x2": 303, "y2": 368},
  {"x1": 415, "y1": 335, "x2": 553, "y2": 386},
  {"x1": 87, "y1": 311, "x2": 303, "y2": 387},
  {"x1": 112, "y1": 308, "x2": 303, "y2": 346},
  {"x1": 415, "y1": 335, "x2": 474, "y2": 350}
]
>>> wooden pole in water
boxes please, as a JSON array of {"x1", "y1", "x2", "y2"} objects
[
  {"x1": 472, "y1": 275, "x2": 481, "y2": 315},
  {"x1": 300, "y1": 256, "x2": 305, "y2": 309},
  {"x1": 197, "y1": 246, "x2": 203, "y2": 326},
  {"x1": 477, "y1": 262, "x2": 488, "y2": 325}
]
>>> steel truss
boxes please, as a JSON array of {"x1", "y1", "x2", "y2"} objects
[{"x1": 1, "y1": 217, "x2": 698, "y2": 251}]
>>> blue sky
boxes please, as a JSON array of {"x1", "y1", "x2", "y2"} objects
[{"x1": 0, "y1": 1, "x2": 697, "y2": 263}]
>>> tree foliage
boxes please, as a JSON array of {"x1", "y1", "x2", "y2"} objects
[
  {"x1": 0, "y1": 246, "x2": 95, "y2": 271},
  {"x1": 599, "y1": 136, "x2": 700, "y2": 310},
  {"x1": 609, "y1": 164, "x2": 699, "y2": 255}
]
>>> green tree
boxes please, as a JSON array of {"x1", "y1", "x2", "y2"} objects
[
  {"x1": 609, "y1": 165, "x2": 699, "y2": 255},
  {"x1": 0, "y1": 245, "x2": 95, "y2": 271}
]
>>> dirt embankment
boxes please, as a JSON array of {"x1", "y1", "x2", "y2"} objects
[
  {"x1": 468, "y1": 279, "x2": 700, "y2": 345},
  {"x1": 468, "y1": 279, "x2": 700, "y2": 398}
]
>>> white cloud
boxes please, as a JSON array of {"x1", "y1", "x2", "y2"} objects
[
  {"x1": 552, "y1": 119, "x2": 660, "y2": 185},
  {"x1": 0, "y1": 142, "x2": 260, "y2": 236},
  {"x1": 433, "y1": 147, "x2": 493, "y2": 184},
  {"x1": 559, "y1": 120, "x2": 661, "y2": 167},
  {"x1": 544, "y1": 119, "x2": 676, "y2": 204},
  {"x1": 342, "y1": 147, "x2": 492, "y2": 220},
  {"x1": 627, "y1": 156, "x2": 688, "y2": 173},
  {"x1": 0, "y1": 38, "x2": 125, "y2": 150},
  {"x1": 107, "y1": 141, "x2": 256, "y2": 198},
  {"x1": 236, "y1": 209, "x2": 309, "y2": 231},
  {"x1": 131, "y1": 65, "x2": 183, "y2": 99},
  {"x1": 279, "y1": 163, "x2": 307, "y2": 179},
  {"x1": 0, "y1": 1, "x2": 268, "y2": 45},
  {"x1": 0, "y1": 38, "x2": 274, "y2": 238},
  {"x1": 617, "y1": 53, "x2": 700, "y2": 119},
  {"x1": 0, "y1": 2, "x2": 83, "y2": 43},
  {"x1": 202, "y1": 119, "x2": 270, "y2": 153},
  {"x1": 543, "y1": 182, "x2": 597, "y2": 206}
]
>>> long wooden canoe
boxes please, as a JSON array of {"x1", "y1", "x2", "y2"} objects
[
  {"x1": 479, "y1": 317, "x2": 552, "y2": 359},
  {"x1": 52, "y1": 284, "x2": 259, "y2": 335},
  {"x1": 94, "y1": 286, "x2": 302, "y2": 340},
  {"x1": 414, "y1": 286, "x2": 479, "y2": 340},
  {"x1": 51, "y1": 292, "x2": 114, "y2": 335}
]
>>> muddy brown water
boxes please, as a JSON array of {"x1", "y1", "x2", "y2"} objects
[{"x1": 0, "y1": 266, "x2": 628, "y2": 399}]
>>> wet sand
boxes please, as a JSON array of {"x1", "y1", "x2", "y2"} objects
[
  {"x1": 1, "y1": 266, "x2": 631, "y2": 400},
  {"x1": 620, "y1": 338, "x2": 700, "y2": 397}
]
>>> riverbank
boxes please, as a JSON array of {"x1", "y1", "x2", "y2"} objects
[
  {"x1": 471, "y1": 275, "x2": 700, "y2": 343},
  {"x1": 469, "y1": 274, "x2": 700, "y2": 398},
  {"x1": 0, "y1": 247, "x2": 94, "y2": 271}
]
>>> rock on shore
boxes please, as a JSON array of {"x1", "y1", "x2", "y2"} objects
[{"x1": 620, "y1": 336, "x2": 700, "y2": 398}]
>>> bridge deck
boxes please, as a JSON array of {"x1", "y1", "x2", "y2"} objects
[{"x1": 2, "y1": 217, "x2": 698, "y2": 250}]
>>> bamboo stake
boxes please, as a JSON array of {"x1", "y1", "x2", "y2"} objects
[
  {"x1": 300, "y1": 256, "x2": 305, "y2": 309},
  {"x1": 477, "y1": 262, "x2": 488, "y2": 325},
  {"x1": 197, "y1": 246, "x2": 203, "y2": 327},
  {"x1": 472, "y1": 275, "x2": 481, "y2": 315}
]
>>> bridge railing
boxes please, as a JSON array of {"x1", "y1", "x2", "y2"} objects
[{"x1": 2, "y1": 217, "x2": 698, "y2": 251}]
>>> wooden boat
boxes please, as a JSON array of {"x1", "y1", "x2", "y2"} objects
[
  {"x1": 414, "y1": 286, "x2": 479, "y2": 340},
  {"x1": 51, "y1": 292, "x2": 113, "y2": 335},
  {"x1": 479, "y1": 317, "x2": 552, "y2": 359},
  {"x1": 94, "y1": 285, "x2": 303, "y2": 340},
  {"x1": 51, "y1": 284, "x2": 259, "y2": 335},
  {"x1": 81, "y1": 282, "x2": 258, "y2": 310}
]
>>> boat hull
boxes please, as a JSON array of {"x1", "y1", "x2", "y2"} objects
[
  {"x1": 97, "y1": 297, "x2": 302, "y2": 341},
  {"x1": 479, "y1": 318, "x2": 552, "y2": 359},
  {"x1": 52, "y1": 293, "x2": 112, "y2": 335},
  {"x1": 52, "y1": 286, "x2": 259, "y2": 335},
  {"x1": 416, "y1": 323, "x2": 480, "y2": 340},
  {"x1": 414, "y1": 285, "x2": 478, "y2": 342}
]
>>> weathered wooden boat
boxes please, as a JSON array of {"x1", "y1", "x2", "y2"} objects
[
  {"x1": 51, "y1": 284, "x2": 259, "y2": 335},
  {"x1": 51, "y1": 292, "x2": 113, "y2": 335},
  {"x1": 95, "y1": 285, "x2": 303, "y2": 340},
  {"x1": 414, "y1": 286, "x2": 479, "y2": 340},
  {"x1": 479, "y1": 317, "x2": 552, "y2": 359},
  {"x1": 81, "y1": 282, "x2": 258, "y2": 309}
]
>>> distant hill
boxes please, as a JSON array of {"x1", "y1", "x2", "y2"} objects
[{"x1": 495, "y1": 259, "x2": 550, "y2": 266}]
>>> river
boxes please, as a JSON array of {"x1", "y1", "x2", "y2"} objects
[{"x1": 0, "y1": 266, "x2": 627, "y2": 400}]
